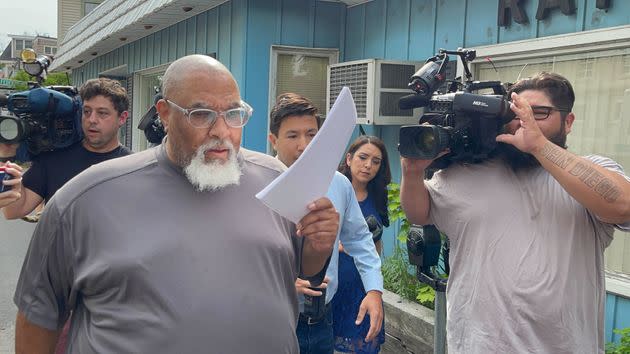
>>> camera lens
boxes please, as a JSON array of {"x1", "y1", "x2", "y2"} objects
[{"x1": 418, "y1": 129, "x2": 436, "y2": 152}]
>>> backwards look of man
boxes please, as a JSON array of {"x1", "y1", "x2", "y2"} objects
[
  {"x1": 14, "y1": 55, "x2": 339, "y2": 354},
  {"x1": 268, "y1": 93, "x2": 383, "y2": 354},
  {"x1": 400, "y1": 72, "x2": 630, "y2": 354},
  {"x1": 1, "y1": 77, "x2": 132, "y2": 220}
]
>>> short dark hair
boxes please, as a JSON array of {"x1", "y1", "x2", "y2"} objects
[
  {"x1": 338, "y1": 135, "x2": 392, "y2": 227},
  {"x1": 508, "y1": 72, "x2": 575, "y2": 113},
  {"x1": 79, "y1": 78, "x2": 129, "y2": 114},
  {"x1": 269, "y1": 93, "x2": 320, "y2": 136}
]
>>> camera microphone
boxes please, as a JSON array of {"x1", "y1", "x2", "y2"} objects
[{"x1": 398, "y1": 94, "x2": 430, "y2": 110}]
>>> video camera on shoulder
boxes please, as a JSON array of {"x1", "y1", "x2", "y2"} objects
[
  {"x1": 398, "y1": 48, "x2": 515, "y2": 169},
  {"x1": 0, "y1": 49, "x2": 83, "y2": 156}
]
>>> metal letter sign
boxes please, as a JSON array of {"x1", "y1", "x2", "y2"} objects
[
  {"x1": 498, "y1": 0, "x2": 529, "y2": 26},
  {"x1": 498, "y1": 0, "x2": 611, "y2": 27},
  {"x1": 536, "y1": 0, "x2": 576, "y2": 20}
]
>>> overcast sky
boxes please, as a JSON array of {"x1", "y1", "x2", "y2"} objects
[{"x1": 0, "y1": 1, "x2": 58, "y2": 50}]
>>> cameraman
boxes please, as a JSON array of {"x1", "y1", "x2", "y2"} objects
[
  {"x1": 1, "y1": 78, "x2": 131, "y2": 220},
  {"x1": 400, "y1": 72, "x2": 630, "y2": 353}
]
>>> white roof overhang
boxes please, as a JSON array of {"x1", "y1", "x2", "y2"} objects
[{"x1": 51, "y1": 0, "x2": 228, "y2": 71}]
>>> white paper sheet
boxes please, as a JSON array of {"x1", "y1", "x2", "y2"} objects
[{"x1": 256, "y1": 87, "x2": 357, "y2": 223}]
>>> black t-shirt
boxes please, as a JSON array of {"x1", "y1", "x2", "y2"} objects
[{"x1": 22, "y1": 142, "x2": 132, "y2": 202}]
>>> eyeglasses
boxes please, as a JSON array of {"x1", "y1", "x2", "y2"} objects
[
  {"x1": 530, "y1": 105, "x2": 569, "y2": 120},
  {"x1": 165, "y1": 99, "x2": 253, "y2": 128}
]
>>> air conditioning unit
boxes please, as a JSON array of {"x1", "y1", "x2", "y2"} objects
[{"x1": 327, "y1": 59, "x2": 423, "y2": 125}]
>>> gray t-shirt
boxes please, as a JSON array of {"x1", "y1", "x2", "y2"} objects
[
  {"x1": 426, "y1": 155, "x2": 630, "y2": 354},
  {"x1": 14, "y1": 145, "x2": 311, "y2": 354}
]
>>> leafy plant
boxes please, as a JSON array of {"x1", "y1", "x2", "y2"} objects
[
  {"x1": 12, "y1": 70, "x2": 71, "y2": 90},
  {"x1": 384, "y1": 183, "x2": 435, "y2": 308},
  {"x1": 606, "y1": 327, "x2": 630, "y2": 354}
]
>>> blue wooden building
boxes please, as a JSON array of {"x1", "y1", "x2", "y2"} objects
[{"x1": 51, "y1": 0, "x2": 630, "y2": 344}]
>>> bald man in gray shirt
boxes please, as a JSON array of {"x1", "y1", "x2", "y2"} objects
[{"x1": 14, "y1": 55, "x2": 340, "y2": 354}]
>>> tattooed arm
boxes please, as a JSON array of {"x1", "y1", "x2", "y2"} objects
[
  {"x1": 497, "y1": 92, "x2": 630, "y2": 224},
  {"x1": 533, "y1": 142, "x2": 630, "y2": 224}
]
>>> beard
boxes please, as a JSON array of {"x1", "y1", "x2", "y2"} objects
[
  {"x1": 183, "y1": 139, "x2": 243, "y2": 192},
  {"x1": 496, "y1": 119, "x2": 568, "y2": 172}
]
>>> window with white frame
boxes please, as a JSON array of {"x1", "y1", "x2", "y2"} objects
[
  {"x1": 15, "y1": 40, "x2": 23, "y2": 51},
  {"x1": 44, "y1": 46, "x2": 53, "y2": 55},
  {"x1": 268, "y1": 46, "x2": 339, "y2": 151},
  {"x1": 474, "y1": 47, "x2": 630, "y2": 278}
]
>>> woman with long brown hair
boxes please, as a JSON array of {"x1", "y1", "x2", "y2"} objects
[{"x1": 332, "y1": 135, "x2": 391, "y2": 353}]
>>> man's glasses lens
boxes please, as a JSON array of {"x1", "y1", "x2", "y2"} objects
[
  {"x1": 531, "y1": 106, "x2": 553, "y2": 120},
  {"x1": 168, "y1": 100, "x2": 252, "y2": 128}
]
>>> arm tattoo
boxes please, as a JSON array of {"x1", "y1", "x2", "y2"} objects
[{"x1": 540, "y1": 142, "x2": 621, "y2": 203}]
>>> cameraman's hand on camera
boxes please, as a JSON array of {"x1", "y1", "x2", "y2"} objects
[
  {"x1": 401, "y1": 156, "x2": 438, "y2": 176},
  {"x1": 295, "y1": 276, "x2": 330, "y2": 297},
  {"x1": 496, "y1": 92, "x2": 548, "y2": 154},
  {"x1": 400, "y1": 151, "x2": 448, "y2": 226},
  {"x1": 0, "y1": 162, "x2": 23, "y2": 208}
]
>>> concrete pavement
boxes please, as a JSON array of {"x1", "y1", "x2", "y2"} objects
[{"x1": 0, "y1": 217, "x2": 35, "y2": 353}]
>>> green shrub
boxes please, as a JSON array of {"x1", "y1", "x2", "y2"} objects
[
  {"x1": 606, "y1": 327, "x2": 630, "y2": 354},
  {"x1": 384, "y1": 183, "x2": 435, "y2": 308}
]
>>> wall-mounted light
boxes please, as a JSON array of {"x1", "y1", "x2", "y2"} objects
[
  {"x1": 91, "y1": 52, "x2": 97, "y2": 56},
  {"x1": 144, "y1": 24, "x2": 154, "y2": 30},
  {"x1": 182, "y1": 6, "x2": 193, "y2": 12},
  {"x1": 65, "y1": 66, "x2": 71, "y2": 70},
  {"x1": 119, "y1": 37, "x2": 127, "y2": 41},
  {"x1": 78, "y1": 60, "x2": 83, "y2": 63}
]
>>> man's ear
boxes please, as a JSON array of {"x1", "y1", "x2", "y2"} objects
[
  {"x1": 564, "y1": 112, "x2": 575, "y2": 135},
  {"x1": 268, "y1": 133, "x2": 278, "y2": 150},
  {"x1": 155, "y1": 100, "x2": 170, "y2": 129},
  {"x1": 118, "y1": 111, "x2": 129, "y2": 127}
]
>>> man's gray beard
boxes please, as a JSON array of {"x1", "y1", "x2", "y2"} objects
[
  {"x1": 183, "y1": 140, "x2": 242, "y2": 192},
  {"x1": 496, "y1": 120, "x2": 568, "y2": 172}
]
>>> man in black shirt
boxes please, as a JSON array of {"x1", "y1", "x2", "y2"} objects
[{"x1": 1, "y1": 77, "x2": 132, "y2": 219}]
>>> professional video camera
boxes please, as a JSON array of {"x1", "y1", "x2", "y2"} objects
[
  {"x1": 0, "y1": 49, "x2": 83, "y2": 155},
  {"x1": 138, "y1": 92, "x2": 165, "y2": 145},
  {"x1": 398, "y1": 48, "x2": 515, "y2": 169}
]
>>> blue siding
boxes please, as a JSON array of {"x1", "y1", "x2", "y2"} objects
[
  {"x1": 385, "y1": 0, "x2": 411, "y2": 60},
  {"x1": 606, "y1": 293, "x2": 630, "y2": 345},
  {"x1": 345, "y1": 5, "x2": 366, "y2": 60},
  {"x1": 364, "y1": 0, "x2": 387, "y2": 59},
  {"x1": 206, "y1": 10, "x2": 220, "y2": 56},
  {"x1": 218, "y1": 3, "x2": 232, "y2": 66},
  {"x1": 186, "y1": 17, "x2": 197, "y2": 56},
  {"x1": 498, "y1": 0, "x2": 538, "y2": 43},
  {"x1": 585, "y1": 0, "x2": 630, "y2": 30},
  {"x1": 408, "y1": 0, "x2": 436, "y2": 61},
  {"x1": 280, "y1": 0, "x2": 312, "y2": 46},
  {"x1": 464, "y1": 0, "x2": 497, "y2": 47},
  {"x1": 195, "y1": 12, "x2": 208, "y2": 55},
  {"x1": 242, "y1": 0, "x2": 280, "y2": 151},
  {"x1": 314, "y1": 1, "x2": 345, "y2": 49},
  {"x1": 536, "y1": 0, "x2": 583, "y2": 38},
  {"x1": 434, "y1": 0, "x2": 465, "y2": 52}
]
